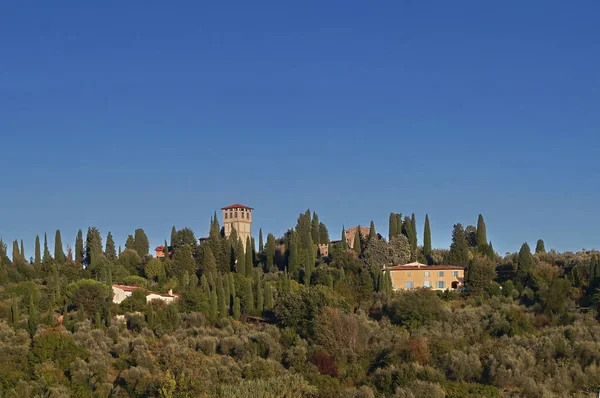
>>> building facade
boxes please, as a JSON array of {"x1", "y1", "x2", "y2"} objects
[
  {"x1": 385, "y1": 262, "x2": 464, "y2": 291},
  {"x1": 112, "y1": 285, "x2": 178, "y2": 305},
  {"x1": 222, "y1": 203, "x2": 253, "y2": 248}
]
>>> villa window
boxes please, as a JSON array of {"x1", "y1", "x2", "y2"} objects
[
  {"x1": 452, "y1": 271, "x2": 459, "y2": 277},
  {"x1": 424, "y1": 271, "x2": 430, "y2": 277},
  {"x1": 437, "y1": 281, "x2": 445, "y2": 289},
  {"x1": 438, "y1": 271, "x2": 444, "y2": 277},
  {"x1": 405, "y1": 281, "x2": 414, "y2": 289},
  {"x1": 423, "y1": 281, "x2": 431, "y2": 288},
  {"x1": 235, "y1": 212, "x2": 238, "y2": 218},
  {"x1": 407, "y1": 271, "x2": 412, "y2": 277}
]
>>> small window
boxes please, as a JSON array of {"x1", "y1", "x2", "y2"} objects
[
  {"x1": 437, "y1": 281, "x2": 445, "y2": 289},
  {"x1": 452, "y1": 271, "x2": 459, "y2": 277},
  {"x1": 404, "y1": 281, "x2": 414, "y2": 289},
  {"x1": 438, "y1": 271, "x2": 444, "y2": 277},
  {"x1": 407, "y1": 271, "x2": 412, "y2": 277},
  {"x1": 235, "y1": 212, "x2": 238, "y2": 218},
  {"x1": 423, "y1": 281, "x2": 431, "y2": 288},
  {"x1": 224, "y1": 213, "x2": 228, "y2": 219},
  {"x1": 424, "y1": 271, "x2": 430, "y2": 277}
]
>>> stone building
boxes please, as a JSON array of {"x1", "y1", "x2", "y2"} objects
[
  {"x1": 222, "y1": 203, "x2": 253, "y2": 249},
  {"x1": 384, "y1": 262, "x2": 464, "y2": 291}
]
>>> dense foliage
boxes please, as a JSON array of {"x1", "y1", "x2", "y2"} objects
[{"x1": 0, "y1": 211, "x2": 599, "y2": 397}]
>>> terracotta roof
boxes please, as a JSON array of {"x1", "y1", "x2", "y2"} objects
[
  {"x1": 113, "y1": 284, "x2": 143, "y2": 292},
  {"x1": 385, "y1": 264, "x2": 465, "y2": 271},
  {"x1": 221, "y1": 203, "x2": 253, "y2": 210}
]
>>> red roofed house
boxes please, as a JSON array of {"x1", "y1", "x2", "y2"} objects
[
  {"x1": 112, "y1": 284, "x2": 179, "y2": 305},
  {"x1": 222, "y1": 203, "x2": 253, "y2": 249},
  {"x1": 154, "y1": 245, "x2": 173, "y2": 258},
  {"x1": 384, "y1": 262, "x2": 464, "y2": 291}
]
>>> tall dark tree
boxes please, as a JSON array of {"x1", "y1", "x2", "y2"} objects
[
  {"x1": 12, "y1": 240, "x2": 20, "y2": 264},
  {"x1": 535, "y1": 239, "x2": 546, "y2": 254},
  {"x1": 236, "y1": 238, "x2": 246, "y2": 276},
  {"x1": 402, "y1": 216, "x2": 417, "y2": 256},
  {"x1": 341, "y1": 226, "x2": 348, "y2": 250},
  {"x1": 354, "y1": 225, "x2": 362, "y2": 255},
  {"x1": 476, "y1": 214, "x2": 487, "y2": 247},
  {"x1": 389, "y1": 213, "x2": 398, "y2": 240},
  {"x1": 288, "y1": 230, "x2": 300, "y2": 280},
  {"x1": 75, "y1": 230, "x2": 84, "y2": 267},
  {"x1": 245, "y1": 237, "x2": 253, "y2": 278},
  {"x1": 42, "y1": 233, "x2": 52, "y2": 263},
  {"x1": 133, "y1": 228, "x2": 150, "y2": 258},
  {"x1": 411, "y1": 213, "x2": 417, "y2": 248},
  {"x1": 296, "y1": 210, "x2": 313, "y2": 252},
  {"x1": 369, "y1": 221, "x2": 377, "y2": 241},
  {"x1": 318, "y1": 222, "x2": 330, "y2": 244},
  {"x1": 20, "y1": 240, "x2": 25, "y2": 263},
  {"x1": 517, "y1": 242, "x2": 534, "y2": 282},
  {"x1": 34, "y1": 235, "x2": 41, "y2": 270},
  {"x1": 170, "y1": 226, "x2": 177, "y2": 247},
  {"x1": 104, "y1": 232, "x2": 117, "y2": 262},
  {"x1": 84, "y1": 227, "x2": 103, "y2": 268},
  {"x1": 423, "y1": 214, "x2": 432, "y2": 261},
  {"x1": 54, "y1": 230, "x2": 65, "y2": 263},
  {"x1": 258, "y1": 229, "x2": 264, "y2": 252},
  {"x1": 266, "y1": 233, "x2": 275, "y2": 271},
  {"x1": 311, "y1": 212, "x2": 320, "y2": 244},
  {"x1": 448, "y1": 224, "x2": 469, "y2": 268},
  {"x1": 125, "y1": 235, "x2": 135, "y2": 251}
]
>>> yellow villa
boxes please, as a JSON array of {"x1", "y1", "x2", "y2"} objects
[{"x1": 385, "y1": 261, "x2": 464, "y2": 291}]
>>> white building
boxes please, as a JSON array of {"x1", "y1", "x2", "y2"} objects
[{"x1": 112, "y1": 285, "x2": 178, "y2": 305}]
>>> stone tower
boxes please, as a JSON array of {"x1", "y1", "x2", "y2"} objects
[{"x1": 221, "y1": 204, "x2": 253, "y2": 249}]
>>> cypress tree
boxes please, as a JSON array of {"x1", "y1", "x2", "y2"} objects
[
  {"x1": 402, "y1": 217, "x2": 416, "y2": 255},
  {"x1": 107, "y1": 269, "x2": 114, "y2": 302},
  {"x1": 118, "y1": 245, "x2": 122, "y2": 257},
  {"x1": 476, "y1": 214, "x2": 487, "y2": 247},
  {"x1": 209, "y1": 289, "x2": 218, "y2": 323},
  {"x1": 448, "y1": 224, "x2": 469, "y2": 268},
  {"x1": 245, "y1": 281, "x2": 254, "y2": 314},
  {"x1": 34, "y1": 235, "x2": 41, "y2": 271},
  {"x1": 170, "y1": 226, "x2": 177, "y2": 247},
  {"x1": 228, "y1": 273, "x2": 236, "y2": 301},
  {"x1": 394, "y1": 214, "x2": 402, "y2": 240},
  {"x1": 42, "y1": 233, "x2": 52, "y2": 263},
  {"x1": 9, "y1": 298, "x2": 20, "y2": 327},
  {"x1": 125, "y1": 235, "x2": 135, "y2": 251},
  {"x1": 245, "y1": 237, "x2": 253, "y2": 277},
  {"x1": 233, "y1": 297, "x2": 241, "y2": 320},
  {"x1": 104, "y1": 232, "x2": 117, "y2": 262},
  {"x1": 259, "y1": 229, "x2": 264, "y2": 252},
  {"x1": 354, "y1": 226, "x2": 362, "y2": 255},
  {"x1": 75, "y1": 230, "x2": 84, "y2": 267},
  {"x1": 54, "y1": 230, "x2": 65, "y2": 263},
  {"x1": 517, "y1": 242, "x2": 534, "y2": 282},
  {"x1": 85, "y1": 228, "x2": 103, "y2": 268},
  {"x1": 217, "y1": 274, "x2": 227, "y2": 318},
  {"x1": 369, "y1": 221, "x2": 377, "y2": 241},
  {"x1": 311, "y1": 212, "x2": 320, "y2": 244},
  {"x1": 389, "y1": 213, "x2": 397, "y2": 240},
  {"x1": 264, "y1": 282, "x2": 273, "y2": 310},
  {"x1": 223, "y1": 273, "x2": 230, "y2": 308},
  {"x1": 12, "y1": 240, "x2": 19, "y2": 264},
  {"x1": 27, "y1": 295, "x2": 38, "y2": 338},
  {"x1": 423, "y1": 214, "x2": 432, "y2": 261},
  {"x1": 133, "y1": 229, "x2": 150, "y2": 258},
  {"x1": 236, "y1": 238, "x2": 246, "y2": 276},
  {"x1": 20, "y1": 240, "x2": 25, "y2": 262},
  {"x1": 535, "y1": 239, "x2": 546, "y2": 254},
  {"x1": 411, "y1": 213, "x2": 417, "y2": 247},
  {"x1": 95, "y1": 311, "x2": 102, "y2": 329},
  {"x1": 341, "y1": 226, "x2": 348, "y2": 250},
  {"x1": 319, "y1": 222, "x2": 329, "y2": 244},
  {"x1": 256, "y1": 277, "x2": 264, "y2": 313},
  {"x1": 288, "y1": 231, "x2": 300, "y2": 280},
  {"x1": 266, "y1": 233, "x2": 275, "y2": 271}
]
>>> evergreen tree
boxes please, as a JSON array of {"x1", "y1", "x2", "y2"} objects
[
  {"x1": 107, "y1": 269, "x2": 114, "y2": 302},
  {"x1": 12, "y1": 240, "x2": 20, "y2": 264},
  {"x1": 27, "y1": 295, "x2": 38, "y2": 337},
  {"x1": 423, "y1": 214, "x2": 432, "y2": 261},
  {"x1": 311, "y1": 212, "x2": 320, "y2": 244},
  {"x1": 411, "y1": 213, "x2": 417, "y2": 248},
  {"x1": 535, "y1": 239, "x2": 546, "y2": 254},
  {"x1": 288, "y1": 230, "x2": 300, "y2": 280},
  {"x1": 236, "y1": 238, "x2": 246, "y2": 276},
  {"x1": 170, "y1": 226, "x2": 177, "y2": 247},
  {"x1": 20, "y1": 240, "x2": 25, "y2": 263},
  {"x1": 34, "y1": 235, "x2": 41, "y2": 271},
  {"x1": 85, "y1": 227, "x2": 103, "y2": 268},
  {"x1": 233, "y1": 297, "x2": 241, "y2": 320},
  {"x1": 118, "y1": 245, "x2": 122, "y2": 257},
  {"x1": 125, "y1": 235, "x2": 135, "y2": 251},
  {"x1": 318, "y1": 222, "x2": 330, "y2": 244},
  {"x1": 200, "y1": 245, "x2": 217, "y2": 275},
  {"x1": 266, "y1": 233, "x2": 275, "y2": 271},
  {"x1": 259, "y1": 229, "x2": 264, "y2": 252},
  {"x1": 264, "y1": 282, "x2": 273, "y2": 310},
  {"x1": 217, "y1": 274, "x2": 227, "y2": 318},
  {"x1": 369, "y1": 220, "x2": 377, "y2": 241},
  {"x1": 9, "y1": 298, "x2": 20, "y2": 327},
  {"x1": 517, "y1": 242, "x2": 534, "y2": 282},
  {"x1": 476, "y1": 214, "x2": 487, "y2": 247},
  {"x1": 354, "y1": 226, "x2": 362, "y2": 255},
  {"x1": 228, "y1": 273, "x2": 236, "y2": 302},
  {"x1": 389, "y1": 213, "x2": 397, "y2": 240},
  {"x1": 104, "y1": 232, "x2": 117, "y2": 262},
  {"x1": 341, "y1": 226, "x2": 348, "y2": 250},
  {"x1": 54, "y1": 230, "x2": 65, "y2": 263},
  {"x1": 209, "y1": 289, "x2": 218, "y2": 323},
  {"x1": 402, "y1": 216, "x2": 417, "y2": 255},
  {"x1": 75, "y1": 230, "x2": 84, "y2": 267},
  {"x1": 244, "y1": 281, "x2": 254, "y2": 314},
  {"x1": 133, "y1": 228, "x2": 150, "y2": 258},
  {"x1": 95, "y1": 311, "x2": 102, "y2": 329},
  {"x1": 256, "y1": 276, "x2": 264, "y2": 313},
  {"x1": 42, "y1": 233, "x2": 52, "y2": 263},
  {"x1": 245, "y1": 237, "x2": 253, "y2": 277},
  {"x1": 448, "y1": 224, "x2": 469, "y2": 268},
  {"x1": 296, "y1": 210, "x2": 313, "y2": 251}
]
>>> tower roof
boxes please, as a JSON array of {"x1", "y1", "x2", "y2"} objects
[{"x1": 221, "y1": 203, "x2": 253, "y2": 210}]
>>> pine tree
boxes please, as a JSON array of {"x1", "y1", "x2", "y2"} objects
[
  {"x1": 245, "y1": 237, "x2": 253, "y2": 277},
  {"x1": 448, "y1": 224, "x2": 469, "y2": 268},
  {"x1": 354, "y1": 226, "x2": 362, "y2": 255},
  {"x1": 133, "y1": 229, "x2": 150, "y2": 258},
  {"x1": 476, "y1": 214, "x2": 487, "y2": 247},
  {"x1": 54, "y1": 230, "x2": 65, "y2": 263},
  {"x1": 170, "y1": 226, "x2": 177, "y2": 247},
  {"x1": 75, "y1": 230, "x2": 84, "y2": 267},
  {"x1": 423, "y1": 214, "x2": 432, "y2": 261},
  {"x1": 535, "y1": 239, "x2": 546, "y2": 254},
  {"x1": 42, "y1": 233, "x2": 52, "y2": 263},
  {"x1": 369, "y1": 220, "x2": 377, "y2": 241},
  {"x1": 266, "y1": 233, "x2": 275, "y2": 271},
  {"x1": 34, "y1": 235, "x2": 41, "y2": 271},
  {"x1": 341, "y1": 226, "x2": 348, "y2": 250},
  {"x1": 311, "y1": 212, "x2": 320, "y2": 244},
  {"x1": 233, "y1": 297, "x2": 241, "y2": 320},
  {"x1": 411, "y1": 213, "x2": 417, "y2": 248},
  {"x1": 105, "y1": 232, "x2": 117, "y2": 262},
  {"x1": 259, "y1": 229, "x2": 264, "y2": 252},
  {"x1": 288, "y1": 230, "x2": 300, "y2": 280}
]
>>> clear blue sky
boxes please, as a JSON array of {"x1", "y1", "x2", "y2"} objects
[{"x1": 1, "y1": 1, "x2": 599, "y2": 257}]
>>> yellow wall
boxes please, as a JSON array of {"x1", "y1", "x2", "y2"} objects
[{"x1": 389, "y1": 268, "x2": 464, "y2": 291}]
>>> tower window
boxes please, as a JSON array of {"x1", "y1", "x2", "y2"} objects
[
  {"x1": 235, "y1": 212, "x2": 238, "y2": 218},
  {"x1": 225, "y1": 213, "x2": 228, "y2": 219}
]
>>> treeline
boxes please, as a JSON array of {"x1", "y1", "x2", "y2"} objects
[{"x1": 0, "y1": 210, "x2": 599, "y2": 397}]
